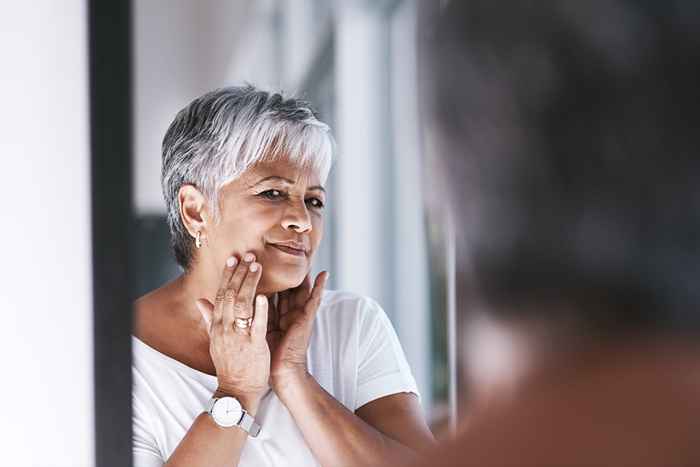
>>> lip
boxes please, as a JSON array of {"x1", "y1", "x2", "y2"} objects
[{"x1": 268, "y1": 242, "x2": 308, "y2": 257}]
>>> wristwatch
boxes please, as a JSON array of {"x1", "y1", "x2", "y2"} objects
[{"x1": 205, "y1": 396, "x2": 262, "y2": 437}]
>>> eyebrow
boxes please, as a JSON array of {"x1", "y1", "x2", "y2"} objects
[{"x1": 253, "y1": 175, "x2": 326, "y2": 194}]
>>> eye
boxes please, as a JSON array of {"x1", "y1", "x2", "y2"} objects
[
  {"x1": 258, "y1": 189, "x2": 286, "y2": 200},
  {"x1": 306, "y1": 197, "x2": 325, "y2": 209}
]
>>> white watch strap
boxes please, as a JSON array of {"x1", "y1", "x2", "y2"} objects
[
  {"x1": 239, "y1": 412, "x2": 261, "y2": 437},
  {"x1": 205, "y1": 397, "x2": 216, "y2": 413}
]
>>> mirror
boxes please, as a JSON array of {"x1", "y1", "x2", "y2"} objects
[{"x1": 131, "y1": 4, "x2": 454, "y2": 463}]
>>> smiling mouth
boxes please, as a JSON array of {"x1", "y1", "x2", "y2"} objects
[{"x1": 269, "y1": 243, "x2": 307, "y2": 257}]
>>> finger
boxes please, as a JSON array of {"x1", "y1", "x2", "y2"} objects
[
  {"x1": 195, "y1": 299, "x2": 214, "y2": 334},
  {"x1": 251, "y1": 294, "x2": 269, "y2": 341},
  {"x1": 304, "y1": 271, "x2": 329, "y2": 319},
  {"x1": 234, "y1": 261, "x2": 262, "y2": 320},
  {"x1": 277, "y1": 291, "x2": 290, "y2": 331},
  {"x1": 220, "y1": 285, "x2": 237, "y2": 330},
  {"x1": 279, "y1": 309, "x2": 301, "y2": 330},
  {"x1": 292, "y1": 274, "x2": 313, "y2": 308},
  {"x1": 266, "y1": 329, "x2": 282, "y2": 354},
  {"x1": 268, "y1": 293, "x2": 280, "y2": 332},
  {"x1": 231, "y1": 252, "x2": 256, "y2": 293},
  {"x1": 278, "y1": 290, "x2": 290, "y2": 317},
  {"x1": 213, "y1": 256, "x2": 239, "y2": 325},
  {"x1": 222, "y1": 254, "x2": 254, "y2": 328},
  {"x1": 220, "y1": 255, "x2": 238, "y2": 289}
]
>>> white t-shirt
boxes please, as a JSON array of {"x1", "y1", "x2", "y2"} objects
[{"x1": 132, "y1": 290, "x2": 419, "y2": 467}]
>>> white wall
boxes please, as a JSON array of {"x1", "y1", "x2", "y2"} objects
[
  {"x1": 0, "y1": 2, "x2": 94, "y2": 466},
  {"x1": 389, "y1": 0, "x2": 432, "y2": 410},
  {"x1": 334, "y1": 2, "x2": 394, "y2": 310},
  {"x1": 278, "y1": 0, "x2": 333, "y2": 91}
]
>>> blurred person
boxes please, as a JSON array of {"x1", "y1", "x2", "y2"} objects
[
  {"x1": 415, "y1": 1, "x2": 700, "y2": 465},
  {"x1": 132, "y1": 86, "x2": 433, "y2": 467}
]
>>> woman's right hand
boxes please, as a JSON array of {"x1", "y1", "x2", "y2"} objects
[{"x1": 194, "y1": 253, "x2": 270, "y2": 409}]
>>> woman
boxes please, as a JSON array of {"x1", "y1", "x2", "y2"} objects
[{"x1": 132, "y1": 85, "x2": 433, "y2": 467}]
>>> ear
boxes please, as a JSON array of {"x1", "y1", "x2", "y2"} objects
[{"x1": 178, "y1": 184, "x2": 209, "y2": 239}]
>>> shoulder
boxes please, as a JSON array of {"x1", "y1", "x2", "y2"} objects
[
  {"x1": 319, "y1": 289, "x2": 384, "y2": 312},
  {"x1": 318, "y1": 290, "x2": 387, "y2": 324},
  {"x1": 132, "y1": 278, "x2": 182, "y2": 340},
  {"x1": 314, "y1": 290, "x2": 393, "y2": 342}
]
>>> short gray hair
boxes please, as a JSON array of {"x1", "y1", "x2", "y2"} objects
[{"x1": 161, "y1": 85, "x2": 334, "y2": 271}]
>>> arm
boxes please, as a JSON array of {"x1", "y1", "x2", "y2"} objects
[
  {"x1": 268, "y1": 274, "x2": 434, "y2": 467},
  {"x1": 164, "y1": 395, "x2": 258, "y2": 467},
  {"x1": 158, "y1": 254, "x2": 269, "y2": 467},
  {"x1": 275, "y1": 371, "x2": 434, "y2": 467}
]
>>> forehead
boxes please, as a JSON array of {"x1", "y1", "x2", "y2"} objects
[{"x1": 241, "y1": 157, "x2": 322, "y2": 187}]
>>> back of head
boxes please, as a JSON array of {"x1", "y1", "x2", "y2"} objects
[{"x1": 418, "y1": 0, "x2": 700, "y2": 336}]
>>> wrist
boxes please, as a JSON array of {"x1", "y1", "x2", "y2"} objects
[
  {"x1": 213, "y1": 387, "x2": 261, "y2": 415},
  {"x1": 271, "y1": 368, "x2": 312, "y2": 399}
]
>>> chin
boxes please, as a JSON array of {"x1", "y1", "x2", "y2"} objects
[{"x1": 258, "y1": 266, "x2": 308, "y2": 294}]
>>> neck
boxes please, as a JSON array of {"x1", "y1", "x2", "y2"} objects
[
  {"x1": 179, "y1": 264, "x2": 220, "y2": 310},
  {"x1": 175, "y1": 265, "x2": 277, "y2": 321}
]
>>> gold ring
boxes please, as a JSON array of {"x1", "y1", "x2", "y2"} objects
[{"x1": 234, "y1": 317, "x2": 252, "y2": 329}]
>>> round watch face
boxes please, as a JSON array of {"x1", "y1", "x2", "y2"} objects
[{"x1": 211, "y1": 396, "x2": 243, "y2": 427}]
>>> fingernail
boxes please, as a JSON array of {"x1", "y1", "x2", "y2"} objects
[
  {"x1": 249, "y1": 262, "x2": 259, "y2": 272},
  {"x1": 226, "y1": 256, "x2": 237, "y2": 268},
  {"x1": 244, "y1": 252, "x2": 255, "y2": 262}
]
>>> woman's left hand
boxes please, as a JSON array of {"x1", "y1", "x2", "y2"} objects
[{"x1": 268, "y1": 271, "x2": 328, "y2": 390}]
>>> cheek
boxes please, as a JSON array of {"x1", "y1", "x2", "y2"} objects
[
  {"x1": 220, "y1": 204, "x2": 280, "y2": 245},
  {"x1": 310, "y1": 216, "x2": 324, "y2": 248}
]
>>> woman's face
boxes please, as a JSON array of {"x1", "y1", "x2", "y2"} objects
[{"x1": 207, "y1": 158, "x2": 326, "y2": 294}]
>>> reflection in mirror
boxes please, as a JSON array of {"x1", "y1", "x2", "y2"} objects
[{"x1": 131, "y1": 1, "x2": 450, "y2": 466}]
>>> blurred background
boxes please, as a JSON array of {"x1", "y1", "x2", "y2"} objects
[{"x1": 1, "y1": 1, "x2": 454, "y2": 466}]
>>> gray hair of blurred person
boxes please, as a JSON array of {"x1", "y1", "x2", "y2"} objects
[
  {"x1": 418, "y1": 1, "x2": 700, "y2": 336},
  {"x1": 161, "y1": 85, "x2": 334, "y2": 272}
]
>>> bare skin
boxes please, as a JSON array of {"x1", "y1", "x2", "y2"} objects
[{"x1": 134, "y1": 157, "x2": 434, "y2": 467}]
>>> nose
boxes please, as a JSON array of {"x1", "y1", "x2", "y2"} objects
[{"x1": 281, "y1": 200, "x2": 312, "y2": 233}]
